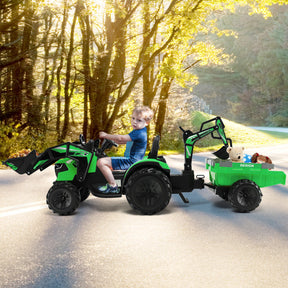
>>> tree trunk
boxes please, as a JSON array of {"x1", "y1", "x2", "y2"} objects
[
  {"x1": 142, "y1": 1, "x2": 154, "y2": 109},
  {"x1": 41, "y1": 11, "x2": 56, "y2": 135},
  {"x1": 60, "y1": 1, "x2": 79, "y2": 142},
  {"x1": 89, "y1": 12, "x2": 114, "y2": 139},
  {"x1": 24, "y1": 9, "x2": 41, "y2": 131},
  {"x1": 88, "y1": 0, "x2": 179, "y2": 139},
  {"x1": 155, "y1": 79, "x2": 172, "y2": 137},
  {"x1": 56, "y1": 2, "x2": 68, "y2": 142},
  {"x1": 79, "y1": 1, "x2": 90, "y2": 140},
  {"x1": 20, "y1": 0, "x2": 43, "y2": 131},
  {"x1": 10, "y1": 2, "x2": 23, "y2": 123}
]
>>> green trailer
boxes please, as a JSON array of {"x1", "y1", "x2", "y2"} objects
[{"x1": 206, "y1": 158, "x2": 286, "y2": 212}]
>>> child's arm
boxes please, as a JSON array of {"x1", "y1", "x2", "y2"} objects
[{"x1": 99, "y1": 132, "x2": 131, "y2": 145}]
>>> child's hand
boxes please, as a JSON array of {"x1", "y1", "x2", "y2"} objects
[{"x1": 99, "y1": 131, "x2": 108, "y2": 139}]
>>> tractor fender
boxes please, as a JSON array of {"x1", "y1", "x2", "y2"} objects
[{"x1": 122, "y1": 159, "x2": 170, "y2": 190}]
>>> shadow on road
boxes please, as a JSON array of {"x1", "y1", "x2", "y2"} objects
[{"x1": 173, "y1": 186, "x2": 288, "y2": 239}]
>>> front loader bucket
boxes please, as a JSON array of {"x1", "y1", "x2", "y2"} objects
[
  {"x1": 213, "y1": 145, "x2": 229, "y2": 160},
  {"x1": 2, "y1": 150, "x2": 38, "y2": 174}
]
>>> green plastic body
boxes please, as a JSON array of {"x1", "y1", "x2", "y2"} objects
[
  {"x1": 206, "y1": 158, "x2": 286, "y2": 188},
  {"x1": 134, "y1": 156, "x2": 170, "y2": 170},
  {"x1": 54, "y1": 155, "x2": 170, "y2": 184},
  {"x1": 55, "y1": 158, "x2": 78, "y2": 181},
  {"x1": 53, "y1": 144, "x2": 95, "y2": 182}
]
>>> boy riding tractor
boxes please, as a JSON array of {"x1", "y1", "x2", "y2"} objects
[{"x1": 3, "y1": 117, "x2": 286, "y2": 215}]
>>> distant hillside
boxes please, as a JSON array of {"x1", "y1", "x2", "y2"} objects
[{"x1": 190, "y1": 111, "x2": 287, "y2": 151}]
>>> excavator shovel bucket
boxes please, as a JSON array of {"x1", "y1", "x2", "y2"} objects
[
  {"x1": 2, "y1": 150, "x2": 38, "y2": 174},
  {"x1": 213, "y1": 145, "x2": 229, "y2": 160}
]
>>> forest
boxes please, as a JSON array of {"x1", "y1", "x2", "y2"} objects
[
  {"x1": 1, "y1": 0, "x2": 288, "y2": 158},
  {"x1": 193, "y1": 4, "x2": 288, "y2": 126}
]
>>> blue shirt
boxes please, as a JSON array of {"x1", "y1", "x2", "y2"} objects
[
  {"x1": 111, "y1": 127, "x2": 147, "y2": 170},
  {"x1": 124, "y1": 127, "x2": 147, "y2": 162}
]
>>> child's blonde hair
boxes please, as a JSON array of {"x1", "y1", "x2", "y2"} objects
[{"x1": 133, "y1": 106, "x2": 154, "y2": 123}]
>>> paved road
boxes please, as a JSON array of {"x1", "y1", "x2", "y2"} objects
[
  {"x1": 250, "y1": 126, "x2": 288, "y2": 133},
  {"x1": 0, "y1": 144, "x2": 287, "y2": 288}
]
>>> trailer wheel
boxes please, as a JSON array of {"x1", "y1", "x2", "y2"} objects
[
  {"x1": 125, "y1": 168, "x2": 172, "y2": 215},
  {"x1": 46, "y1": 183, "x2": 80, "y2": 215},
  {"x1": 78, "y1": 187, "x2": 90, "y2": 202},
  {"x1": 228, "y1": 180, "x2": 262, "y2": 212}
]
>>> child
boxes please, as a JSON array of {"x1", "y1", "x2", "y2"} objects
[{"x1": 97, "y1": 106, "x2": 154, "y2": 194}]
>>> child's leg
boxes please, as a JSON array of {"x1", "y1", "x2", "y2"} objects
[{"x1": 97, "y1": 157, "x2": 116, "y2": 186}]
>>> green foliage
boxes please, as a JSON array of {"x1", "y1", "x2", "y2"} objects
[
  {"x1": 2, "y1": 0, "x2": 288, "y2": 152},
  {"x1": 0, "y1": 124, "x2": 19, "y2": 159},
  {"x1": 0, "y1": 125, "x2": 58, "y2": 161},
  {"x1": 194, "y1": 5, "x2": 288, "y2": 126}
]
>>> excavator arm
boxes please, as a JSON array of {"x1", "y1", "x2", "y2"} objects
[{"x1": 181, "y1": 117, "x2": 232, "y2": 171}]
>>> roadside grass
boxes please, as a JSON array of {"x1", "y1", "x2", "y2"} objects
[{"x1": 159, "y1": 111, "x2": 288, "y2": 155}]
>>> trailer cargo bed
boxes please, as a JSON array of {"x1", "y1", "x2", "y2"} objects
[{"x1": 206, "y1": 158, "x2": 286, "y2": 188}]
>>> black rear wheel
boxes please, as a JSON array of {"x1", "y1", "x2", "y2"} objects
[
  {"x1": 46, "y1": 183, "x2": 80, "y2": 215},
  {"x1": 228, "y1": 179, "x2": 262, "y2": 212},
  {"x1": 125, "y1": 168, "x2": 171, "y2": 215}
]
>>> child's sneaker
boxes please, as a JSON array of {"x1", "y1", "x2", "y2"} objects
[{"x1": 98, "y1": 184, "x2": 119, "y2": 194}]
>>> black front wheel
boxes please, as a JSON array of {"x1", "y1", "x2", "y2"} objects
[
  {"x1": 125, "y1": 168, "x2": 172, "y2": 215},
  {"x1": 46, "y1": 183, "x2": 80, "y2": 215},
  {"x1": 228, "y1": 180, "x2": 262, "y2": 212}
]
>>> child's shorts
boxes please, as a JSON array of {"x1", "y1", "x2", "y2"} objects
[{"x1": 111, "y1": 157, "x2": 134, "y2": 170}]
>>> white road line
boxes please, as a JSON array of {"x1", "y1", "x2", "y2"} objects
[{"x1": 0, "y1": 201, "x2": 47, "y2": 218}]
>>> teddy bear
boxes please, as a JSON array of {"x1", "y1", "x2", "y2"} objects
[
  {"x1": 226, "y1": 146, "x2": 245, "y2": 163},
  {"x1": 251, "y1": 153, "x2": 272, "y2": 164}
]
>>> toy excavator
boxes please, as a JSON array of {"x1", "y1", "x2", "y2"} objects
[{"x1": 3, "y1": 117, "x2": 286, "y2": 215}]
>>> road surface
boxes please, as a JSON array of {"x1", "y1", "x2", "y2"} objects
[
  {"x1": 250, "y1": 126, "x2": 288, "y2": 133},
  {"x1": 0, "y1": 144, "x2": 287, "y2": 288}
]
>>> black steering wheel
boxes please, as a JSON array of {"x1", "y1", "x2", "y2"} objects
[
  {"x1": 109, "y1": 139, "x2": 118, "y2": 148},
  {"x1": 101, "y1": 138, "x2": 118, "y2": 149},
  {"x1": 95, "y1": 138, "x2": 118, "y2": 157}
]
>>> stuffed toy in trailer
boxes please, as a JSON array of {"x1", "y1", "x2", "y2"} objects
[
  {"x1": 251, "y1": 153, "x2": 272, "y2": 164},
  {"x1": 226, "y1": 146, "x2": 245, "y2": 163}
]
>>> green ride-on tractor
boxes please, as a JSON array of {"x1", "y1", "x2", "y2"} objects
[{"x1": 3, "y1": 117, "x2": 286, "y2": 215}]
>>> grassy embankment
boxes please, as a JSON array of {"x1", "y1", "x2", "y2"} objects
[{"x1": 159, "y1": 111, "x2": 288, "y2": 155}]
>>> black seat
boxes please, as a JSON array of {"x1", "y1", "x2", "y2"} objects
[{"x1": 148, "y1": 135, "x2": 160, "y2": 159}]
